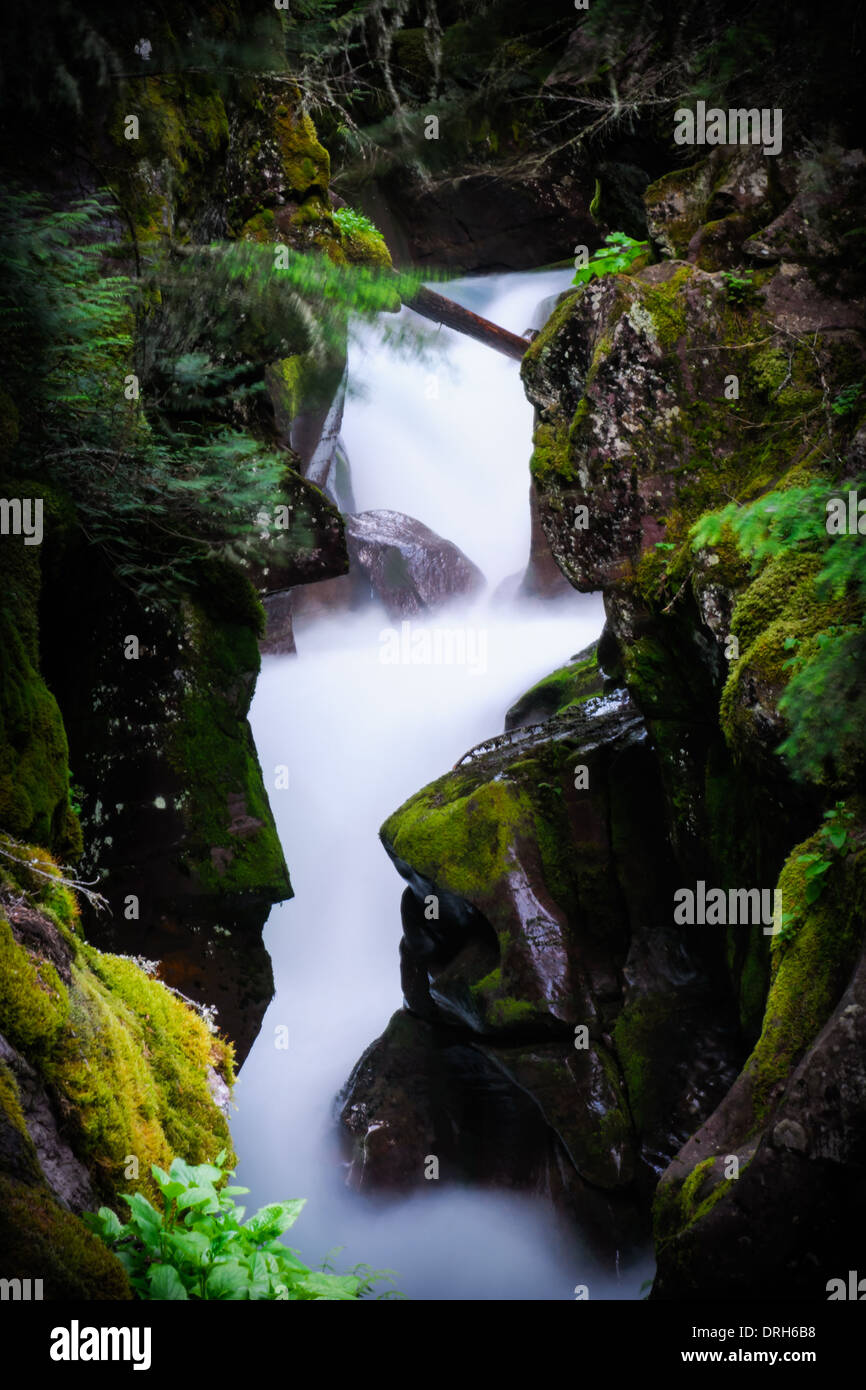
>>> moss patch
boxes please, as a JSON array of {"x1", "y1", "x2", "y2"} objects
[{"x1": 743, "y1": 832, "x2": 865, "y2": 1127}]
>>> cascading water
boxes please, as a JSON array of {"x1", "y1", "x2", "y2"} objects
[{"x1": 231, "y1": 270, "x2": 654, "y2": 1300}]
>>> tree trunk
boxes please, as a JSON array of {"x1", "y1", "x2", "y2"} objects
[{"x1": 399, "y1": 282, "x2": 528, "y2": 361}]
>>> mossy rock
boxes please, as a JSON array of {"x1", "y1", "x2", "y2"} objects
[
  {"x1": 505, "y1": 644, "x2": 604, "y2": 730},
  {"x1": 0, "y1": 489, "x2": 79, "y2": 855},
  {"x1": 41, "y1": 947, "x2": 234, "y2": 1202},
  {"x1": 0, "y1": 913, "x2": 69, "y2": 1053},
  {"x1": 165, "y1": 594, "x2": 290, "y2": 900},
  {"x1": 0, "y1": 846, "x2": 235, "y2": 1209},
  {"x1": 0, "y1": 1173, "x2": 131, "y2": 1299},
  {"x1": 743, "y1": 831, "x2": 865, "y2": 1128}
]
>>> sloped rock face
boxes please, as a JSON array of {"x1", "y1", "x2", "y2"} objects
[
  {"x1": 338, "y1": 684, "x2": 742, "y2": 1252},
  {"x1": 0, "y1": 857, "x2": 233, "y2": 1297}
]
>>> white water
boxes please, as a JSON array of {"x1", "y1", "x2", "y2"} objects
[{"x1": 231, "y1": 271, "x2": 654, "y2": 1300}]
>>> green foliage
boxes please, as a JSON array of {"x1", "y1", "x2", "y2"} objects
[
  {"x1": 66, "y1": 771, "x2": 83, "y2": 817},
  {"x1": 831, "y1": 382, "x2": 863, "y2": 416},
  {"x1": 0, "y1": 189, "x2": 424, "y2": 600},
  {"x1": 332, "y1": 204, "x2": 381, "y2": 239},
  {"x1": 84, "y1": 1151, "x2": 401, "y2": 1301},
  {"x1": 572, "y1": 232, "x2": 649, "y2": 287},
  {"x1": 781, "y1": 802, "x2": 855, "y2": 939},
  {"x1": 721, "y1": 269, "x2": 759, "y2": 307},
  {"x1": 692, "y1": 479, "x2": 866, "y2": 783}
]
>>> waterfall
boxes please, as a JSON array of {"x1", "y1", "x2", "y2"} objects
[{"x1": 230, "y1": 270, "x2": 654, "y2": 1300}]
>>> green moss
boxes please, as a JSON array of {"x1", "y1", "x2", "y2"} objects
[
  {"x1": 239, "y1": 209, "x2": 276, "y2": 243},
  {"x1": 339, "y1": 224, "x2": 392, "y2": 269},
  {"x1": 488, "y1": 996, "x2": 535, "y2": 1026},
  {"x1": 0, "y1": 510, "x2": 78, "y2": 853},
  {"x1": 720, "y1": 547, "x2": 855, "y2": 760},
  {"x1": 194, "y1": 556, "x2": 265, "y2": 636},
  {"x1": 107, "y1": 76, "x2": 230, "y2": 241},
  {"x1": 613, "y1": 994, "x2": 676, "y2": 1136},
  {"x1": 383, "y1": 776, "x2": 532, "y2": 903},
  {"x1": 509, "y1": 649, "x2": 602, "y2": 723},
  {"x1": 470, "y1": 966, "x2": 502, "y2": 996},
  {"x1": 0, "y1": 1174, "x2": 132, "y2": 1299},
  {"x1": 274, "y1": 103, "x2": 330, "y2": 193},
  {"x1": 0, "y1": 913, "x2": 69, "y2": 1052},
  {"x1": 529, "y1": 420, "x2": 576, "y2": 484},
  {"x1": 743, "y1": 835, "x2": 864, "y2": 1127},
  {"x1": 639, "y1": 266, "x2": 693, "y2": 350},
  {"x1": 166, "y1": 598, "x2": 289, "y2": 899},
  {"x1": 0, "y1": 840, "x2": 81, "y2": 947},
  {"x1": 0, "y1": 1060, "x2": 29, "y2": 1140},
  {"x1": 43, "y1": 944, "x2": 234, "y2": 1205}
]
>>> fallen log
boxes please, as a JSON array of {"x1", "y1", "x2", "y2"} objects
[{"x1": 399, "y1": 281, "x2": 528, "y2": 361}]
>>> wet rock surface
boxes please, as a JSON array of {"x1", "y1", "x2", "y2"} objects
[
  {"x1": 339, "y1": 689, "x2": 742, "y2": 1254},
  {"x1": 345, "y1": 510, "x2": 485, "y2": 617}
]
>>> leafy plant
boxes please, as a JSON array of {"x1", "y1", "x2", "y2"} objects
[
  {"x1": 66, "y1": 771, "x2": 84, "y2": 817},
  {"x1": 831, "y1": 382, "x2": 863, "y2": 416},
  {"x1": 332, "y1": 204, "x2": 382, "y2": 240},
  {"x1": 572, "y1": 232, "x2": 649, "y2": 287},
  {"x1": 0, "y1": 189, "x2": 427, "y2": 601},
  {"x1": 691, "y1": 478, "x2": 866, "y2": 784},
  {"x1": 83, "y1": 1152, "x2": 401, "y2": 1300},
  {"x1": 779, "y1": 802, "x2": 855, "y2": 941},
  {"x1": 721, "y1": 269, "x2": 758, "y2": 307}
]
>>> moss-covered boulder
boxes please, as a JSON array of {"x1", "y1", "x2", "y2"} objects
[
  {"x1": 653, "y1": 824, "x2": 866, "y2": 1299},
  {"x1": 0, "y1": 846, "x2": 233, "y2": 1296},
  {"x1": 504, "y1": 643, "x2": 604, "y2": 730},
  {"x1": 341, "y1": 686, "x2": 742, "y2": 1238}
]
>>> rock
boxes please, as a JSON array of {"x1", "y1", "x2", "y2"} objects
[
  {"x1": 345, "y1": 510, "x2": 485, "y2": 617},
  {"x1": 504, "y1": 643, "x2": 605, "y2": 731},
  {"x1": 653, "y1": 848, "x2": 866, "y2": 1299},
  {"x1": 744, "y1": 147, "x2": 866, "y2": 267},
  {"x1": 260, "y1": 591, "x2": 296, "y2": 655},
  {"x1": 644, "y1": 148, "x2": 794, "y2": 267},
  {"x1": 341, "y1": 687, "x2": 741, "y2": 1236},
  {"x1": 518, "y1": 482, "x2": 580, "y2": 599},
  {"x1": 337, "y1": 1008, "x2": 552, "y2": 1192},
  {"x1": 378, "y1": 166, "x2": 597, "y2": 273},
  {"x1": 0, "y1": 1032, "x2": 95, "y2": 1212}
]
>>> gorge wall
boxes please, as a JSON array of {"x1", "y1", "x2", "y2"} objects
[{"x1": 0, "y1": 0, "x2": 864, "y2": 1301}]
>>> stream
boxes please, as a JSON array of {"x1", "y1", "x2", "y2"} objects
[{"x1": 231, "y1": 269, "x2": 654, "y2": 1300}]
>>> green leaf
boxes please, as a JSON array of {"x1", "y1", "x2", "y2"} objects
[
  {"x1": 242, "y1": 1199, "x2": 306, "y2": 1236},
  {"x1": 176, "y1": 1185, "x2": 221, "y2": 1213},
  {"x1": 122, "y1": 1192, "x2": 163, "y2": 1247},
  {"x1": 83, "y1": 1206, "x2": 124, "y2": 1242},
  {"x1": 205, "y1": 1261, "x2": 251, "y2": 1300},
  {"x1": 295, "y1": 1272, "x2": 359, "y2": 1300},
  {"x1": 147, "y1": 1264, "x2": 189, "y2": 1300}
]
